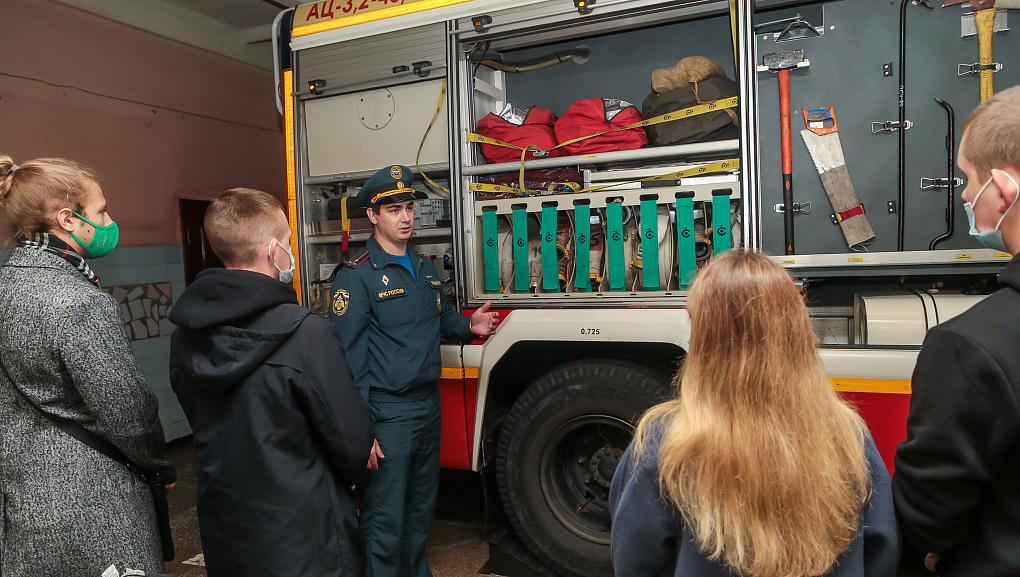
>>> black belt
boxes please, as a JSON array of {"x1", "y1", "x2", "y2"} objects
[{"x1": 369, "y1": 382, "x2": 438, "y2": 403}]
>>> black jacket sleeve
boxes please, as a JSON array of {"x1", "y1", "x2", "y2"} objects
[
  {"x1": 892, "y1": 326, "x2": 1020, "y2": 555},
  {"x1": 293, "y1": 317, "x2": 375, "y2": 488}
]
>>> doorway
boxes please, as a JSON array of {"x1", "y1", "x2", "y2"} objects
[{"x1": 179, "y1": 199, "x2": 224, "y2": 285}]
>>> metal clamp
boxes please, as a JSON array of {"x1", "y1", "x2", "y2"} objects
[
  {"x1": 872, "y1": 120, "x2": 913, "y2": 134},
  {"x1": 774, "y1": 202, "x2": 811, "y2": 214},
  {"x1": 920, "y1": 177, "x2": 963, "y2": 190},
  {"x1": 471, "y1": 15, "x2": 492, "y2": 33},
  {"x1": 753, "y1": 13, "x2": 821, "y2": 42},
  {"x1": 412, "y1": 60, "x2": 433, "y2": 78},
  {"x1": 958, "y1": 62, "x2": 1002, "y2": 76}
]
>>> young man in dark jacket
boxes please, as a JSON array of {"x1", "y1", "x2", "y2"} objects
[
  {"x1": 892, "y1": 85, "x2": 1020, "y2": 577},
  {"x1": 169, "y1": 188, "x2": 374, "y2": 577}
]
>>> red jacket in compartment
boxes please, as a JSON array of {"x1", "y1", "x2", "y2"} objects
[
  {"x1": 554, "y1": 98, "x2": 648, "y2": 155},
  {"x1": 476, "y1": 105, "x2": 560, "y2": 164}
]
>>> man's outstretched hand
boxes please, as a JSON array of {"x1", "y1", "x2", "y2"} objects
[{"x1": 470, "y1": 301, "x2": 499, "y2": 337}]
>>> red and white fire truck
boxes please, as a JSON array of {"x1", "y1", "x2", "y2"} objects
[{"x1": 273, "y1": 1, "x2": 1013, "y2": 575}]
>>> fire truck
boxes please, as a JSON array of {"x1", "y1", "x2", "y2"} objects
[{"x1": 272, "y1": 1, "x2": 1016, "y2": 575}]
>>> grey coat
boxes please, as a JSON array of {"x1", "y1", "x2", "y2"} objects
[{"x1": 0, "y1": 247, "x2": 175, "y2": 576}]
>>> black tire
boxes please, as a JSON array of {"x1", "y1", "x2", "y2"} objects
[{"x1": 496, "y1": 359, "x2": 671, "y2": 577}]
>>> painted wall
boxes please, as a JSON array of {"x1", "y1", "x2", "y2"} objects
[
  {"x1": 1, "y1": 0, "x2": 287, "y2": 440},
  {"x1": 1, "y1": 0, "x2": 286, "y2": 246}
]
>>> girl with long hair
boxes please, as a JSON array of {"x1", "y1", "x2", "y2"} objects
[{"x1": 609, "y1": 250, "x2": 898, "y2": 577}]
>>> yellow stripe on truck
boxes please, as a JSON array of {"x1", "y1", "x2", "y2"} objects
[
  {"x1": 441, "y1": 367, "x2": 481, "y2": 380},
  {"x1": 439, "y1": 372, "x2": 905, "y2": 391},
  {"x1": 830, "y1": 378, "x2": 911, "y2": 394},
  {"x1": 293, "y1": 0, "x2": 472, "y2": 38},
  {"x1": 283, "y1": 69, "x2": 302, "y2": 306}
]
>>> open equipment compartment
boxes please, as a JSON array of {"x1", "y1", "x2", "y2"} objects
[
  {"x1": 450, "y1": 0, "x2": 750, "y2": 305},
  {"x1": 291, "y1": 21, "x2": 459, "y2": 317},
  {"x1": 753, "y1": 0, "x2": 1017, "y2": 271},
  {"x1": 749, "y1": 0, "x2": 1017, "y2": 346}
]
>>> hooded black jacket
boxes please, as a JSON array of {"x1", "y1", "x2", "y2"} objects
[
  {"x1": 893, "y1": 255, "x2": 1020, "y2": 577},
  {"x1": 169, "y1": 268, "x2": 373, "y2": 577}
]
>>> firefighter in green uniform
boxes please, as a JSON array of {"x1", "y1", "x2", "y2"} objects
[{"x1": 330, "y1": 165, "x2": 499, "y2": 577}]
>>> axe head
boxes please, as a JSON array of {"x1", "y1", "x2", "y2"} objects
[
  {"x1": 943, "y1": 0, "x2": 994, "y2": 9},
  {"x1": 762, "y1": 49, "x2": 805, "y2": 71}
]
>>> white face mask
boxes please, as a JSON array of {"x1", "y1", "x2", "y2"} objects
[
  {"x1": 270, "y1": 239, "x2": 296, "y2": 284},
  {"x1": 964, "y1": 171, "x2": 1020, "y2": 253}
]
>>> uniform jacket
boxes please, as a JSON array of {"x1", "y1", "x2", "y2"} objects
[
  {"x1": 330, "y1": 236, "x2": 474, "y2": 400},
  {"x1": 892, "y1": 255, "x2": 1020, "y2": 577},
  {"x1": 169, "y1": 268, "x2": 374, "y2": 577},
  {"x1": 0, "y1": 247, "x2": 175, "y2": 576},
  {"x1": 610, "y1": 424, "x2": 899, "y2": 577}
]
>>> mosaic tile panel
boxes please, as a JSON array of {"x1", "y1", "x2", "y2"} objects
[{"x1": 103, "y1": 282, "x2": 174, "y2": 341}]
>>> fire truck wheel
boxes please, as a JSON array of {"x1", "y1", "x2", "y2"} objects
[{"x1": 496, "y1": 359, "x2": 670, "y2": 577}]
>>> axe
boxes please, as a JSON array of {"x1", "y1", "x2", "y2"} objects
[{"x1": 943, "y1": 0, "x2": 1020, "y2": 101}]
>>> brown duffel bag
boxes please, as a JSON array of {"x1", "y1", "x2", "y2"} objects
[{"x1": 641, "y1": 73, "x2": 740, "y2": 146}]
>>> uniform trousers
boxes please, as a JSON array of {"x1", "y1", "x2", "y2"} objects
[{"x1": 363, "y1": 384, "x2": 442, "y2": 577}]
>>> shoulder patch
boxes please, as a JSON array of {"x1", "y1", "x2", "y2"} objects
[
  {"x1": 346, "y1": 250, "x2": 371, "y2": 269},
  {"x1": 332, "y1": 289, "x2": 350, "y2": 316}
]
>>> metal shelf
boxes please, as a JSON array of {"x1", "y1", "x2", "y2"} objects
[
  {"x1": 471, "y1": 290, "x2": 691, "y2": 305},
  {"x1": 305, "y1": 162, "x2": 450, "y2": 186},
  {"x1": 461, "y1": 140, "x2": 739, "y2": 176},
  {"x1": 773, "y1": 249, "x2": 1012, "y2": 277},
  {"x1": 307, "y1": 227, "x2": 453, "y2": 245}
]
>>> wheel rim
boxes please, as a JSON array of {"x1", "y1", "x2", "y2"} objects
[{"x1": 538, "y1": 414, "x2": 633, "y2": 545}]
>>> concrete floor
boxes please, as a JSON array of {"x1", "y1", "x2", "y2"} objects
[
  {"x1": 158, "y1": 438, "x2": 927, "y2": 577},
  {"x1": 162, "y1": 438, "x2": 498, "y2": 577}
]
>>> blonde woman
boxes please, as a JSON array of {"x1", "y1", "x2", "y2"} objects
[
  {"x1": 609, "y1": 251, "x2": 898, "y2": 577},
  {"x1": 0, "y1": 156, "x2": 175, "y2": 575}
]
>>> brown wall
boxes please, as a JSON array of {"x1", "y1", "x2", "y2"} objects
[{"x1": 0, "y1": 0, "x2": 286, "y2": 246}]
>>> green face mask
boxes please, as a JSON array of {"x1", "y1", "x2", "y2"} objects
[{"x1": 69, "y1": 212, "x2": 120, "y2": 258}]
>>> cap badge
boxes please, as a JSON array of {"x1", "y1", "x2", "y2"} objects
[
  {"x1": 382, "y1": 274, "x2": 389, "y2": 286},
  {"x1": 390, "y1": 165, "x2": 402, "y2": 179}
]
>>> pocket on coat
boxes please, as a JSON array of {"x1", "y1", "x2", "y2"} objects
[{"x1": 373, "y1": 285, "x2": 415, "y2": 329}]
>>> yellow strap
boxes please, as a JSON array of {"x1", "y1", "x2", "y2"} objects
[
  {"x1": 729, "y1": 0, "x2": 738, "y2": 73},
  {"x1": 341, "y1": 196, "x2": 349, "y2": 233},
  {"x1": 466, "y1": 96, "x2": 739, "y2": 154},
  {"x1": 519, "y1": 145, "x2": 544, "y2": 193},
  {"x1": 416, "y1": 78, "x2": 452, "y2": 194},
  {"x1": 469, "y1": 158, "x2": 741, "y2": 196}
]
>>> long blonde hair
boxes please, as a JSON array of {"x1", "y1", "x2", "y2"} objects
[{"x1": 632, "y1": 250, "x2": 870, "y2": 577}]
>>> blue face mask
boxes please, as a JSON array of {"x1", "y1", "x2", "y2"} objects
[
  {"x1": 271, "y1": 239, "x2": 296, "y2": 284},
  {"x1": 964, "y1": 171, "x2": 1020, "y2": 253}
]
